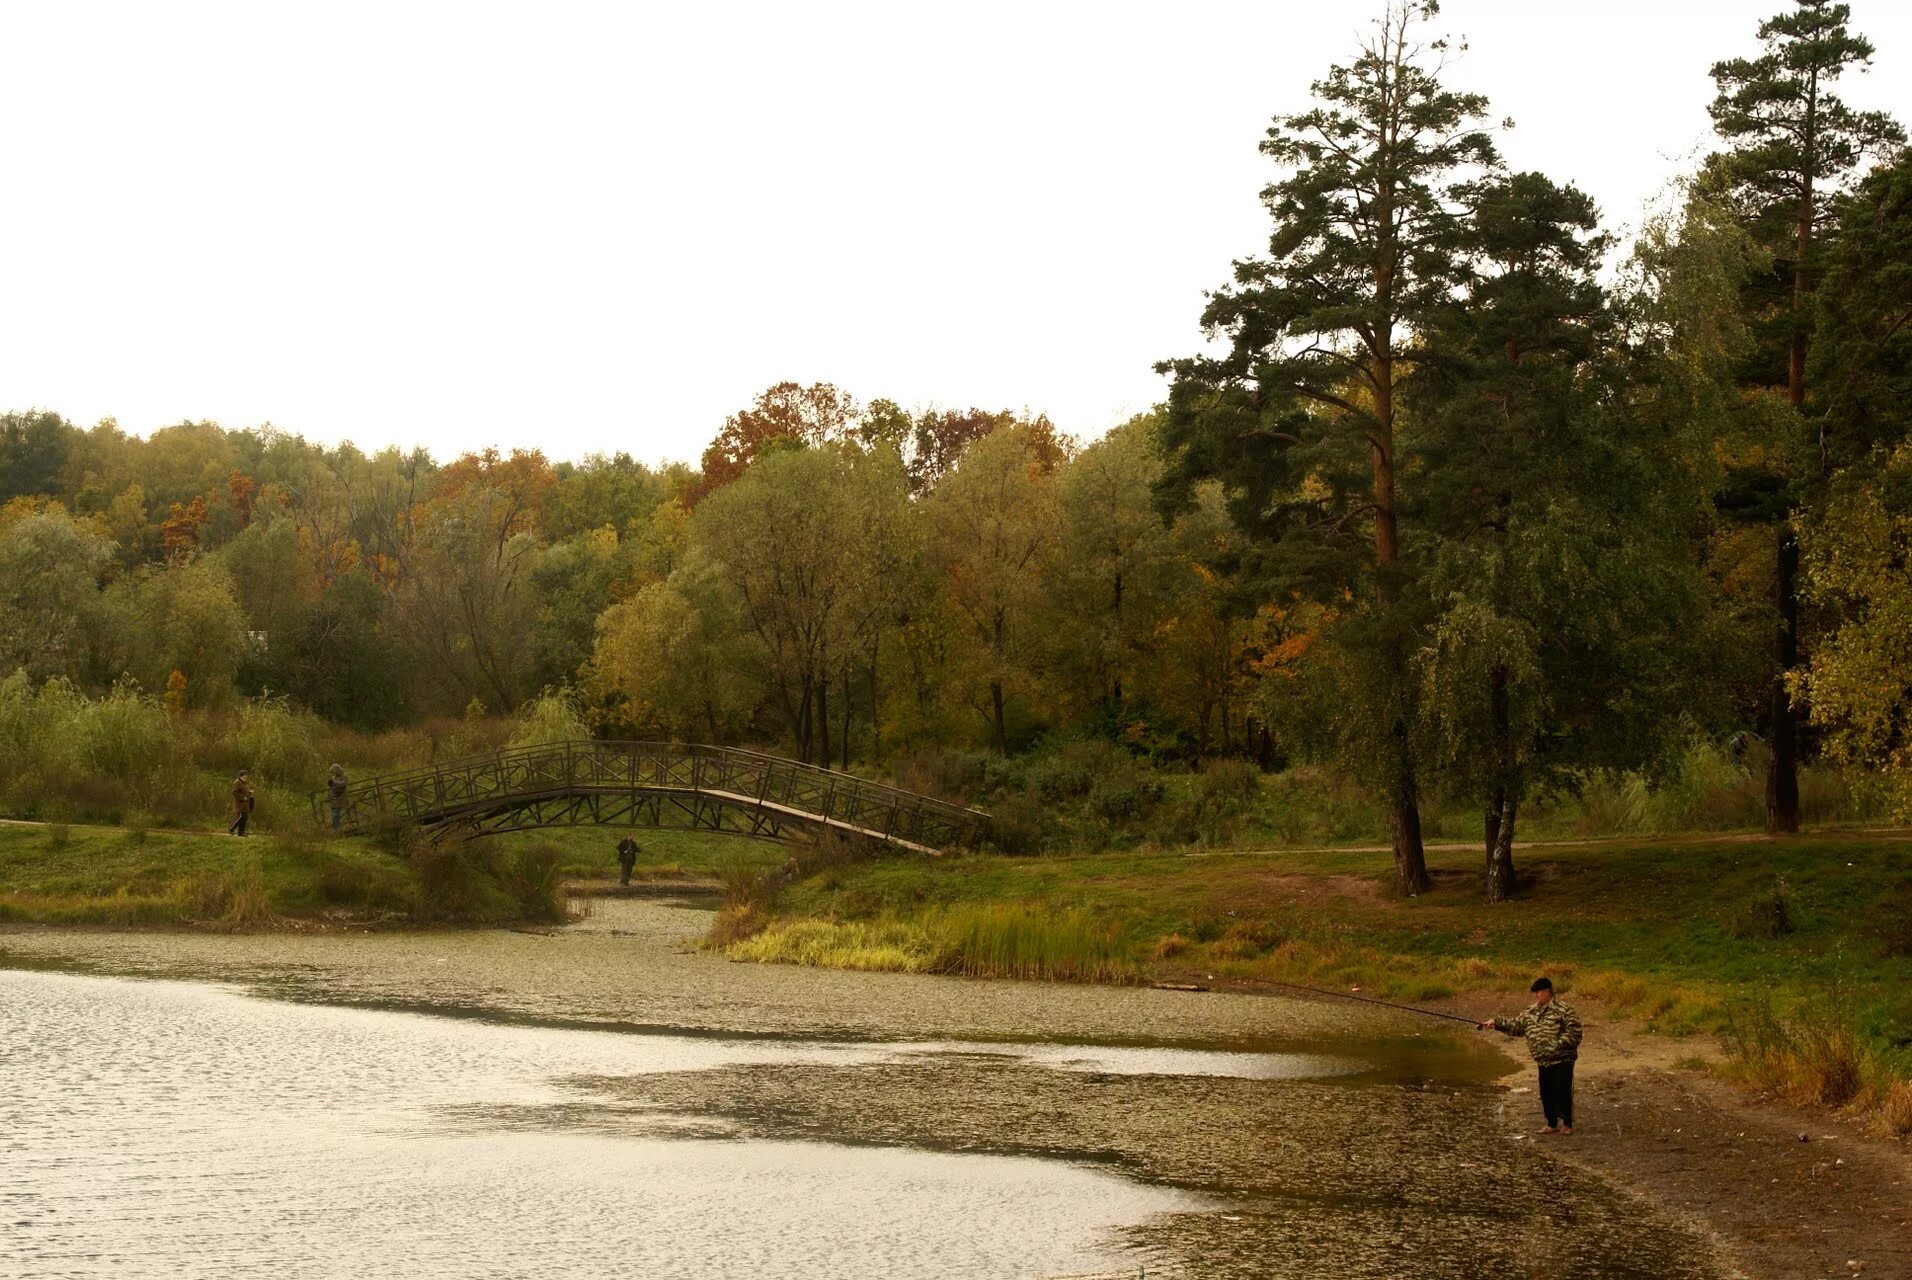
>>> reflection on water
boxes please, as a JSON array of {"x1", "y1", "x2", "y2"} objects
[{"x1": 2, "y1": 971, "x2": 1194, "y2": 1278}]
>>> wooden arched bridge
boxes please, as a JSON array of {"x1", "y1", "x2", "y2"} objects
[{"x1": 313, "y1": 740, "x2": 988, "y2": 854}]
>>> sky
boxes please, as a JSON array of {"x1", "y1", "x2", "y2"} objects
[{"x1": 2, "y1": 2, "x2": 1907, "y2": 468}]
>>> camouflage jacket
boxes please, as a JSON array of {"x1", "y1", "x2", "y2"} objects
[{"x1": 1493, "y1": 1001, "x2": 1582, "y2": 1066}]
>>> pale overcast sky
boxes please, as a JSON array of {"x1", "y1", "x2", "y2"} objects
[{"x1": 2, "y1": 2, "x2": 1907, "y2": 466}]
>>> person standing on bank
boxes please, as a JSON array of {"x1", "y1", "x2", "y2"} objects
[
  {"x1": 1478, "y1": 977, "x2": 1582, "y2": 1134},
  {"x1": 615, "y1": 835, "x2": 640, "y2": 886},
  {"x1": 326, "y1": 764, "x2": 349, "y2": 831},
  {"x1": 228, "y1": 770, "x2": 256, "y2": 837}
]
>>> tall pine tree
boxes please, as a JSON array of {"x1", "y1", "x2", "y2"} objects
[
  {"x1": 1705, "y1": 0, "x2": 1902, "y2": 832},
  {"x1": 1157, "y1": 0, "x2": 1496, "y2": 895}
]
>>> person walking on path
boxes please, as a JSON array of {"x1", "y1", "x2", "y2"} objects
[
  {"x1": 1478, "y1": 977, "x2": 1582, "y2": 1134},
  {"x1": 615, "y1": 835, "x2": 640, "y2": 887},
  {"x1": 228, "y1": 770, "x2": 256, "y2": 837},
  {"x1": 326, "y1": 764, "x2": 349, "y2": 831}
]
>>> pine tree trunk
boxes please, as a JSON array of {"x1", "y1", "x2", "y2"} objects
[
  {"x1": 1767, "y1": 528, "x2": 1802, "y2": 832},
  {"x1": 1372, "y1": 340, "x2": 1428, "y2": 895},
  {"x1": 1389, "y1": 729, "x2": 1430, "y2": 895},
  {"x1": 1766, "y1": 124, "x2": 1815, "y2": 833}
]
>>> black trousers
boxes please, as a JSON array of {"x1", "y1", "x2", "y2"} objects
[
  {"x1": 228, "y1": 812, "x2": 249, "y2": 837},
  {"x1": 1538, "y1": 1061, "x2": 1574, "y2": 1128}
]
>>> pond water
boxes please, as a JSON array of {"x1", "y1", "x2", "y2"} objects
[{"x1": 1, "y1": 903, "x2": 1731, "y2": 1278}]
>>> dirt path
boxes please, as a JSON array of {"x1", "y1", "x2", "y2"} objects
[
  {"x1": 1192, "y1": 825, "x2": 1912, "y2": 861},
  {"x1": 1192, "y1": 973, "x2": 1912, "y2": 1279},
  {"x1": 1555, "y1": 1066, "x2": 1912, "y2": 1279}
]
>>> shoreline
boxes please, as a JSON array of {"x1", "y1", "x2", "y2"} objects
[{"x1": 7, "y1": 907, "x2": 1910, "y2": 1278}]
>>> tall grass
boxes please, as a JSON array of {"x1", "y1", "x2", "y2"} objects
[
  {"x1": 723, "y1": 903, "x2": 1140, "y2": 984},
  {"x1": 728, "y1": 918, "x2": 941, "y2": 971},
  {"x1": 1720, "y1": 998, "x2": 1867, "y2": 1109},
  {"x1": 937, "y1": 904, "x2": 1139, "y2": 982}
]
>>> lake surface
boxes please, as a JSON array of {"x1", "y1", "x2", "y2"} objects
[{"x1": 2, "y1": 901, "x2": 1731, "y2": 1278}]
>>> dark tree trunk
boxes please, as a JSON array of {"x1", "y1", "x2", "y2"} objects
[
  {"x1": 1768, "y1": 106, "x2": 1815, "y2": 832},
  {"x1": 795, "y1": 678, "x2": 812, "y2": 762},
  {"x1": 1767, "y1": 528, "x2": 1802, "y2": 833},
  {"x1": 841, "y1": 666, "x2": 852, "y2": 771},
  {"x1": 1389, "y1": 728, "x2": 1430, "y2": 895},
  {"x1": 816, "y1": 675, "x2": 831, "y2": 770},
  {"x1": 867, "y1": 654, "x2": 880, "y2": 758},
  {"x1": 1372, "y1": 339, "x2": 1428, "y2": 894},
  {"x1": 990, "y1": 680, "x2": 1008, "y2": 757}
]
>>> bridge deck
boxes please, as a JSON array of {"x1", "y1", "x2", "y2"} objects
[{"x1": 313, "y1": 740, "x2": 986, "y2": 854}]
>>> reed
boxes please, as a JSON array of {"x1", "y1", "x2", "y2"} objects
[{"x1": 932, "y1": 905, "x2": 1139, "y2": 983}]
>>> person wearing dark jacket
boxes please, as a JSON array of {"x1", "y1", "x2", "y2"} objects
[
  {"x1": 326, "y1": 764, "x2": 349, "y2": 831},
  {"x1": 228, "y1": 770, "x2": 256, "y2": 837},
  {"x1": 1479, "y1": 977, "x2": 1583, "y2": 1134},
  {"x1": 615, "y1": 835, "x2": 640, "y2": 886}
]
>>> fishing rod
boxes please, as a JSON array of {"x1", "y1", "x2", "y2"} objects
[{"x1": 1205, "y1": 975, "x2": 1486, "y2": 1026}]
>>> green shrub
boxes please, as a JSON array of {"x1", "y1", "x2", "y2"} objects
[
  {"x1": 504, "y1": 840, "x2": 567, "y2": 923},
  {"x1": 507, "y1": 687, "x2": 591, "y2": 750},
  {"x1": 983, "y1": 794, "x2": 1048, "y2": 854},
  {"x1": 1729, "y1": 877, "x2": 1797, "y2": 940}
]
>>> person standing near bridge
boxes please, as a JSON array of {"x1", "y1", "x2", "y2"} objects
[
  {"x1": 615, "y1": 835, "x2": 640, "y2": 886},
  {"x1": 326, "y1": 764, "x2": 349, "y2": 831}
]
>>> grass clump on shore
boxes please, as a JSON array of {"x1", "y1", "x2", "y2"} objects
[{"x1": 725, "y1": 903, "x2": 1140, "y2": 984}]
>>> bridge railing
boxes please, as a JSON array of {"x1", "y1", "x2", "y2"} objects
[{"x1": 314, "y1": 740, "x2": 987, "y2": 850}]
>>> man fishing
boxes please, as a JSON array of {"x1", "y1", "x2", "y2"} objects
[{"x1": 1478, "y1": 977, "x2": 1582, "y2": 1135}]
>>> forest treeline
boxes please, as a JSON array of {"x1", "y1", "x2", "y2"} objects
[{"x1": 3, "y1": 1, "x2": 1909, "y2": 894}]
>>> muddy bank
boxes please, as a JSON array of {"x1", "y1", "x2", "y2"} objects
[{"x1": 0, "y1": 899, "x2": 1481, "y2": 1055}]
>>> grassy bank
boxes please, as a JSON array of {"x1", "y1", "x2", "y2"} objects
[
  {"x1": 0, "y1": 822, "x2": 569, "y2": 927},
  {"x1": 724, "y1": 831, "x2": 1912, "y2": 1135}
]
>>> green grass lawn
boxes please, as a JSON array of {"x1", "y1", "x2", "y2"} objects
[
  {"x1": 0, "y1": 821, "x2": 576, "y2": 927},
  {"x1": 755, "y1": 833, "x2": 1912, "y2": 1066}
]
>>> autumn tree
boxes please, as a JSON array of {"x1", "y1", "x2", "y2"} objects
[
  {"x1": 694, "y1": 444, "x2": 901, "y2": 762},
  {"x1": 1048, "y1": 416, "x2": 1178, "y2": 728},
  {"x1": 1797, "y1": 153, "x2": 1912, "y2": 817},
  {"x1": 589, "y1": 552, "x2": 763, "y2": 742},
  {"x1": 0, "y1": 502, "x2": 114, "y2": 681},
  {"x1": 928, "y1": 422, "x2": 1063, "y2": 755},
  {"x1": 1158, "y1": 0, "x2": 1497, "y2": 893},
  {"x1": 694, "y1": 382, "x2": 859, "y2": 500},
  {"x1": 387, "y1": 481, "x2": 542, "y2": 713}
]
